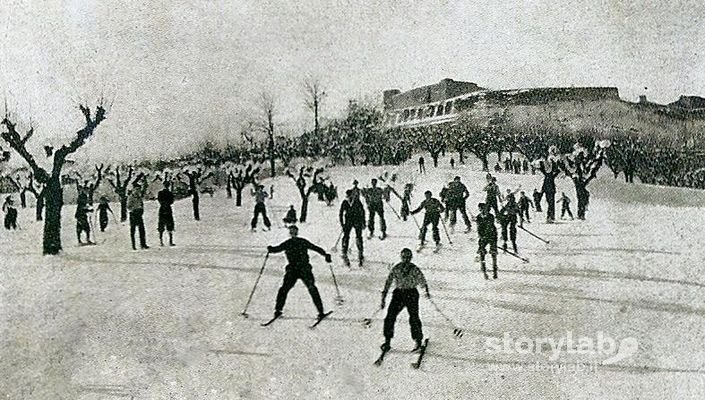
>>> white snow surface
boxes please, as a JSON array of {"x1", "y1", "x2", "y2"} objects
[{"x1": 1, "y1": 156, "x2": 705, "y2": 399}]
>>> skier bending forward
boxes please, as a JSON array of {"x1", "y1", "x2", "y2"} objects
[
  {"x1": 380, "y1": 248, "x2": 430, "y2": 352},
  {"x1": 267, "y1": 225, "x2": 332, "y2": 321}
]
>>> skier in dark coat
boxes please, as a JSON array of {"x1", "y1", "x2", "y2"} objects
[
  {"x1": 446, "y1": 176, "x2": 471, "y2": 233},
  {"x1": 157, "y1": 181, "x2": 176, "y2": 246},
  {"x1": 362, "y1": 178, "x2": 387, "y2": 239},
  {"x1": 283, "y1": 205, "x2": 298, "y2": 226},
  {"x1": 339, "y1": 189, "x2": 366, "y2": 265},
  {"x1": 539, "y1": 153, "x2": 561, "y2": 223},
  {"x1": 558, "y1": 192, "x2": 574, "y2": 220},
  {"x1": 411, "y1": 190, "x2": 445, "y2": 250},
  {"x1": 267, "y1": 225, "x2": 332, "y2": 320},
  {"x1": 97, "y1": 196, "x2": 115, "y2": 232},
  {"x1": 498, "y1": 192, "x2": 520, "y2": 253},
  {"x1": 517, "y1": 191, "x2": 533, "y2": 227},
  {"x1": 418, "y1": 156, "x2": 426, "y2": 174},
  {"x1": 483, "y1": 175, "x2": 502, "y2": 215},
  {"x1": 75, "y1": 191, "x2": 93, "y2": 244},
  {"x1": 380, "y1": 248, "x2": 430, "y2": 352},
  {"x1": 251, "y1": 185, "x2": 271, "y2": 231},
  {"x1": 2, "y1": 196, "x2": 18, "y2": 230},
  {"x1": 476, "y1": 203, "x2": 498, "y2": 279}
]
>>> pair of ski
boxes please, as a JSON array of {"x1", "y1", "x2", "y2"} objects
[
  {"x1": 374, "y1": 338, "x2": 429, "y2": 369},
  {"x1": 260, "y1": 311, "x2": 333, "y2": 329}
]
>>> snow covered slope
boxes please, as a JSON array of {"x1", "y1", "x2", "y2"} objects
[{"x1": 1, "y1": 157, "x2": 704, "y2": 399}]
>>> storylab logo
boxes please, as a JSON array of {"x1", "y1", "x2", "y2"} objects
[{"x1": 484, "y1": 331, "x2": 638, "y2": 365}]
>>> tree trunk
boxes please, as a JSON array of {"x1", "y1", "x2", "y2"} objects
[
  {"x1": 42, "y1": 178, "x2": 63, "y2": 255},
  {"x1": 119, "y1": 195, "x2": 128, "y2": 222},
  {"x1": 192, "y1": 193, "x2": 200, "y2": 221},
  {"x1": 226, "y1": 177, "x2": 232, "y2": 198},
  {"x1": 480, "y1": 154, "x2": 489, "y2": 171},
  {"x1": 431, "y1": 152, "x2": 439, "y2": 168},
  {"x1": 575, "y1": 182, "x2": 589, "y2": 220},
  {"x1": 458, "y1": 150, "x2": 465, "y2": 164},
  {"x1": 20, "y1": 191, "x2": 27, "y2": 208},
  {"x1": 299, "y1": 195, "x2": 310, "y2": 222},
  {"x1": 235, "y1": 188, "x2": 243, "y2": 206}
]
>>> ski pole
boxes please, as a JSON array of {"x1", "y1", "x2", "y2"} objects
[
  {"x1": 330, "y1": 229, "x2": 343, "y2": 252},
  {"x1": 500, "y1": 247, "x2": 529, "y2": 263},
  {"x1": 518, "y1": 225, "x2": 550, "y2": 244},
  {"x1": 439, "y1": 216, "x2": 453, "y2": 245},
  {"x1": 329, "y1": 264, "x2": 344, "y2": 305},
  {"x1": 241, "y1": 252, "x2": 270, "y2": 318},
  {"x1": 428, "y1": 298, "x2": 464, "y2": 338},
  {"x1": 409, "y1": 212, "x2": 421, "y2": 230},
  {"x1": 386, "y1": 201, "x2": 403, "y2": 221}
]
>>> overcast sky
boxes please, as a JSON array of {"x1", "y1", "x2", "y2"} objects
[{"x1": 0, "y1": 0, "x2": 703, "y2": 163}]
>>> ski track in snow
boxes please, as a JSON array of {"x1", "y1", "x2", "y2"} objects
[{"x1": 1, "y1": 157, "x2": 705, "y2": 399}]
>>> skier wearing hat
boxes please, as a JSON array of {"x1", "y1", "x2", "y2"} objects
[{"x1": 380, "y1": 248, "x2": 430, "y2": 352}]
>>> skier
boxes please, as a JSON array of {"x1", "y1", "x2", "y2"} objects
[
  {"x1": 339, "y1": 189, "x2": 366, "y2": 265},
  {"x1": 157, "y1": 180, "x2": 176, "y2": 247},
  {"x1": 498, "y1": 192, "x2": 520, "y2": 253},
  {"x1": 97, "y1": 196, "x2": 115, "y2": 232},
  {"x1": 494, "y1": 162, "x2": 502, "y2": 173},
  {"x1": 557, "y1": 192, "x2": 574, "y2": 220},
  {"x1": 418, "y1": 156, "x2": 426, "y2": 174},
  {"x1": 2, "y1": 196, "x2": 17, "y2": 230},
  {"x1": 476, "y1": 203, "x2": 498, "y2": 280},
  {"x1": 483, "y1": 175, "x2": 502, "y2": 215},
  {"x1": 450, "y1": 157, "x2": 455, "y2": 169},
  {"x1": 517, "y1": 191, "x2": 533, "y2": 227},
  {"x1": 75, "y1": 191, "x2": 93, "y2": 244},
  {"x1": 439, "y1": 186, "x2": 450, "y2": 221},
  {"x1": 539, "y1": 152, "x2": 561, "y2": 223},
  {"x1": 532, "y1": 188, "x2": 543, "y2": 212},
  {"x1": 251, "y1": 184, "x2": 271, "y2": 232},
  {"x1": 350, "y1": 179, "x2": 361, "y2": 200},
  {"x1": 522, "y1": 159, "x2": 530, "y2": 174},
  {"x1": 127, "y1": 178, "x2": 149, "y2": 250},
  {"x1": 446, "y1": 176, "x2": 472, "y2": 233},
  {"x1": 411, "y1": 190, "x2": 445, "y2": 251},
  {"x1": 362, "y1": 178, "x2": 387, "y2": 239},
  {"x1": 324, "y1": 182, "x2": 337, "y2": 206},
  {"x1": 267, "y1": 225, "x2": 332, "y2": 321},
  {"x1": 380, "y1": 248, "x2": 430, "y2": 352},
  {"x1": 283, "y1": 205, "x2": 298, "y2": 226}
]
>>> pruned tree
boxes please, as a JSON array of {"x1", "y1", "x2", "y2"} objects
[
  {"x1": 178, "y1": 166, "x2": 213, "y2": 220},
  {"x1": 409, "y1": 125, "x2": 448, "y2": 168},
  {"x1": 560, "y1": 139, "x2": 609, "y2": 220},
  {"x1": 230, "y1": 163, "x2": 260, "y2": 206},
  {"x1": 107, "y1": 165, "x2": 134, "y2": 222},
  {"x1": 73, "y1": 163, "x2": 104, "y2": 205},
  {"x1": 259, "y1": 92, "x2": 277, "y2": 177},
  {"x1": 303, "y1": 75, "x2": 326, "y2": 138},
  {"x1": 13, "y1": 170, "x2": 45, "y2": 220},
  {"x1": 286, "y1": 165, "x2": 324, "y2": 222},
  {"x1": 1, "y1": 102, "x2": 108, "y2": 255}
]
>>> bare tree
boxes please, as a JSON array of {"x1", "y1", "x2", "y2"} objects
[
  {"x1": 107, "y1": 165, "x2": 134, "y2": 222},
  {"x1": 286, "y1": 165, "x2": 324, "y2": 223},
  {"x1": 230, "y1": 163, "x2": 260, "y2": 206},
  {"x1": 259, "y1": 92, "x2": 276, "y2": 177},
  {"x1": 178, "y1": 166, "x2": 213, "y2": 220},
  {"x1": 72, "y1": 163, "x2": 104, "y2": 205},
  {"x1": 303, "y1": 75, "x2": 326, "y2": 138},
  {"x1": 1, "y1": 102, "x2": 108, "y2": 255}
]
